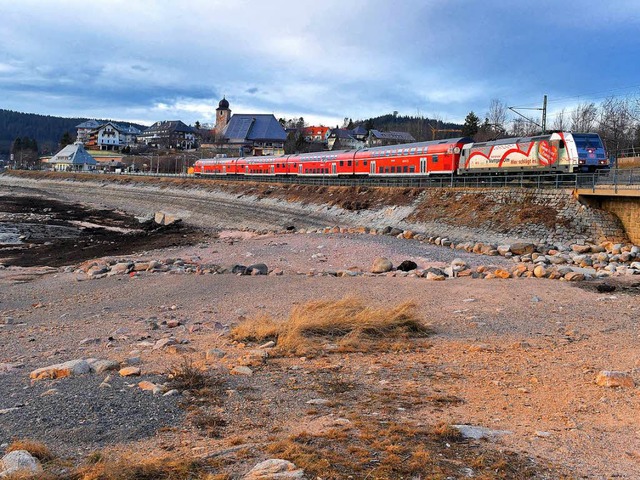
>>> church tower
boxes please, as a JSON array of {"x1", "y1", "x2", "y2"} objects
[{"x1": 215, "y1": 97, "x2": 231, "y2": 134}]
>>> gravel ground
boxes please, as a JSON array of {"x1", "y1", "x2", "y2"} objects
[
  {"x1": 0, "y1": 374, "x2": 183, "y2": 456},
  {"x1": 0, "y1": 178, "x2": 639, "y2": 478}
]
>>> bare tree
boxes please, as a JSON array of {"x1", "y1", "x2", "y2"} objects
[
  {"x1": 510, "y1": 117, "x2": 539, "y2": 137},
  {"x1": 597, "y1": 97, "x2": 633, "y2": 157},
  {"x1": 570, "y1": 102, "x2": 598, "y2": 132},
  {"x1": 486, "y1": 98, "x2": 509, "y2": 137},
  {"x1": 551, "y1": 108, "x2": 567, "y2": 131}
]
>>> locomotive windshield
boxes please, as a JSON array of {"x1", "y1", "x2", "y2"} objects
[{"x1": 572, "y1": 134, "x2": 603, "y2": 149}]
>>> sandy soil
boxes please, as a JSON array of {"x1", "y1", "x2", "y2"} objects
[{"x1": 0, "y1": 176, "x2": 639, "y2": 478}]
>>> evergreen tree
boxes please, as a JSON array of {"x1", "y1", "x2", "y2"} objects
[
  {"x1": 60, "y1": 131, "x2": 73, "y2": 147},
  {"x1": 462, "y1": 111, "x2": 480, "y2": 137}
]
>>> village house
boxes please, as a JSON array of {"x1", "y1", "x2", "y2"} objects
[
  {"x1": 84, "y1": 122, "x2": 141, "y2": 151},
  {"x1": 137, "y1": 120, "x2": 197, "y2": 149},
  {"x1": 46, "y1": 142, "x2": 97, "y2": 171}
]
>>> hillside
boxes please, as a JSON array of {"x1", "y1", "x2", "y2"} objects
[
  {"x1": 356, "y1": 114, "x2": 463, "y2": 142},
  {"x1": 0, "y1": 109, "x2": 146, "y2": 156}
]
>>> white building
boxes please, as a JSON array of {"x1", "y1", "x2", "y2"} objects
[{"x1": 47, "y1": 142, "x2": 97, "y2": 171}]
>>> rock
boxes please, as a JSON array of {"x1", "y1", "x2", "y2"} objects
[
  {"x1": 572, "y1": 244, "x2": 592, "y2": 254},
  {"x1": 497, "y1": 245, "x2": 511, "y2": 256},
  {"x1": 239, "y1": 350, "x2": 268, "y2": 367},
  {"x1": 426, "y1": 272, "x2": 446, "y2": 281},
  {"x1": 452, "y1": 425, "x2": 512, "y2": 440},
  {"x1": 243, "y1": 459, "x2": 304, "y2": 479},
  {"x1": 205, "y1": 348, "x2": 226, "y2": 360},
  {"x1": 0, "y1": 450, "x2": 42, "y2": 477},
  {"x1": 396, "y1": 260, "x2": 418, "y2": 272},
  {"x1": 231, "y1": 366, "x2": 253, "y2": 376},
  {"x1": 564, "y1": 272, "x2": 585, "y2": 282},
  {"x1": 595, "y1": 370, "x2": 634, "y2": 388},
  {"x1": 155, "y1": 211, "x2": 181, "y2": 226},
  {"x1": 166, "y1": 344, "x2": 195, "y2": 355},
  {"x1": 79, "y1": 337, "x2": 101, "y2": 345},
  {"x1": 494, "y1": 269, "x2": 511, "y2": 279},
  {"x1": 138, "y1": 381, "x2": 162, "y2": 394},
  {"x1": 153, "y1": 338, "x2": 177, "y2": 350},
  {"x1": 510, "y1": 243, "x2": 536, "y2": 255},
  {"x1": 119, "y1": 366, "x2": 141, "y2": 377},
  {"x1": 30, "y1": 359, "x2": 91, "y2": 380},
  {"x1": 108, "y1": 262, "x2": 132, "y2": 276},
  {"x1": 247, "y1": 263, "x2": 269, "y2": 275},
  {"x1": 306, "y1": 398, "x2": 331, "y2": 405},
  {"x1": 231, "y1": 264, "x2": 248, "y2": 275},
  {"x1": 259, "y1": 341, "x2": 276, "y2": 349},
  {"x1": 596, "y1": 283, "x2": 616, "y2": 293},
  {"x1": 371, "y1": 257, "x2": 393, "y2": 274},
  {"x1": 88, "y1": 359, "x2": 120, "y2": 374},
  {"x1": 533, "y1": 265, "x2": 547, "y2": 278},
  {"x1": 450, "y1": 258, "x2": 468, "y2": 274}
]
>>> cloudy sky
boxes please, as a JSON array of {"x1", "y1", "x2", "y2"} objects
[{"x1": 1, "y1": 0, "x2": 638, "y2": 128}]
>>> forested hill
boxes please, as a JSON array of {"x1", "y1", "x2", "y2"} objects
[
  {"x1": 357, "y1": 114, "x2": 464, "y2": 142},
  {"x1": 0, "y1": 109, "x2": 146, "y2": 155}
]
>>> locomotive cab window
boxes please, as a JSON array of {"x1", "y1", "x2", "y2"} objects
[
  {"x1": 432, "y1": 155, "x2": 438, "y2": 163},
  {"x1": 363, "y1": 160, "x2": 368, "y2": 166}
]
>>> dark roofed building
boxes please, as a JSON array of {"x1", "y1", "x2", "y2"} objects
[
  {"x1": 47, "y1": 142, "x2": 97, "y2": 171},
  {"x1": 138, "y1": 120, "x2": 197, "y2": 149},
  {"x1": 368, "y1": 129, "x2": 416, "y2": 146},
  {"x1": 327, "y1": 128, "x2": 365, "y2": 150},
  {"x1": 223, "y1": 113, "x2": 287, "y2": 156}
]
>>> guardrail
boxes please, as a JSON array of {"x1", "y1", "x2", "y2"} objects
[{"x1": 41, "y1": 168, "x2": 640, "y2": 192}]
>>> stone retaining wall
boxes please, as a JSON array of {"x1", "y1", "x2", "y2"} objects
[{"x1": 598, "y1": 197, "x2": 640, "y2": 244}]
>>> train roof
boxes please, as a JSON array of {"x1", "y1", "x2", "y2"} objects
[{"x1": 358, "y1": 137, "x2": 472, "y2": 153}]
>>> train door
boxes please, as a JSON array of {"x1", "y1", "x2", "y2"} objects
[
  {"x1": 420, "y1": 158, "x2": 427, "y2": 174},
  {"x1": 222, "y1": 166, "x2": 226, "y2": 174},
  {"x1": 245, "y1": 165, "x2": 249, "y2": 174},
  {"x1": 370, "y1": 161, "x2": 376, "y2": 174},
  {"x1": 270, "y1": 165, "x2": 275, "y2": 174},
  {"x1": 332, "y1": 163, "x2": 337, "y2": 175},
  {"x1": 298, "y1": 164, "x2": 303, "y2": 175}
]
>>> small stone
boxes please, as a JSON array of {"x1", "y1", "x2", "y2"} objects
[
  {"x1": 231, "y1": 366, "x2": 253, "y2": 376},
  {"x1": 138, "y1": 381, "x2": 162, "y2": 394},
  {"x1": 119, "y1": 366, "x2": 141, "y2": 377},
  {"x1": 205, "y1": 348, "x2": 226, "y2": 360},
  {"x1": 564, "y1": 272, "x2": 585, "y2": 282},
  {"x1": 533, "y1": 265, "x2": 547, "y2": 278},
  {"x1": 305, "y1": 398, "x2": 331, "y2": 405},
  {"x1": 89, "y1": 359, "x2": 120, "y2": 373},
  {"x1": 153, "y1": 338, "x2": 177, "y2": 350},
  {"x1": 494, "y1": 269, "x2": 511, "y2": 279},
  {"x1": 595, "y1": 370, "x2": 634, "y2": 388},
  {"x1": 397, "y1": 260, "x2": 418, "y2": 272},
  {"x1": 452, "y1": 425, "x2": 512, "y2": 440}
]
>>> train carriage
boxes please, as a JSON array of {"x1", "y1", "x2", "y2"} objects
[
  {"x1": 289, "y1": 150, "x2": 357, "y2": 176},
  {"x1": 193, "y1": 157, "x2": 237, "y2": 175},
  {"x1": 355, "y1": 137, "x2": 471, "y2": 176}
]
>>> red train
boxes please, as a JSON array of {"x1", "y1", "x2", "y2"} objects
[{"x1": 193, "y1": 132, "x2": 609, "y2": 178}]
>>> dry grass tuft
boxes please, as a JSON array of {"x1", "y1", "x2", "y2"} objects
[
  {"x1": 230, "y1": 314, "x2": 279, "y2": 343},
  {"x1": 167, "y1": 358, "x2": 210, "y2": 391},
  {"x1": 76, "y1": 454, "x2": 206, "y2": 480},
  {"x1": 232, "y1": 297, "x2": 432, "y2": 356},
  {"x1": 7, "y1": 439, "x2": 56, "y2": 463},
  {"x1": 430, "y1": 422, "x2": 464, "y2": 442}
]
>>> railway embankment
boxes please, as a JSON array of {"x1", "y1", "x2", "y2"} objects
[{"x1": 0, "y1": 171, "x2": 630, "y2": 248}]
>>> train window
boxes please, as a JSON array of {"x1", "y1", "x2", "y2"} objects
[
  {"x1": 432, "y1": 155, "x2": 438, "y2": 163},
  {"x1": 379, "y1": 167, "x2": 384, "y2": 173},
  {"x1": 409, "y1": 166, "x2": 415, "y2": 172},
  {"x1": 559, "y1": 140, "x2": 565, "y2": 149},
  {"x1": 348, "y1": 160, "x2": 352, "y2": 166},
  {"x1": 293, "y1": 163, "x2": 297, "y2": 168},
  {"x1": 340, "y1": 161, "x2": 344, "y2": 166},
  {"x1": 390, "y1": 166, "x2": 395, "y2": 173},
  {"x1": 410, "y1": 148, "x2": 416, "y2": 154},
  {"x1": 363, "y1": 160, "x2": 367, "y2": 166},
  {"x1": 403, "y1": 166, "x2": 408, "y2": 173}
]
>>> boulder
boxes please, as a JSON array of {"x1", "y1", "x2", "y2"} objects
[
  {"x1": 595, "y1": 370, "x2": 634, "y2": 388},
  {"x1": 564, "y1": 272, "x2": 585, "y2": 282},
  {"x1": 89, "y1": 359, "x2": 120, "y2": 374},
  {"x1": 0, "y1": 450, "x2": 42, "y2": 477},
  {"x1": 231, "y1": 264, "x2": 248, "y2": 275},
  {"x1": 30, "y1": 359, "x2": 91, "y2": 381},
  {"x1": 396, "y1": 260, "x2": 418, "y2": 272},
  {"x1": 119, "y1": 366, "x2": 141, "y2": 377},
  {"x1": 371, "y1": 257, "x2": 393, "y2": 274},
  {"x1": 533, "y1": 265, "x2": 547, "y2": 278},
  {"x1": 494, "y1": 269, "x2": 511, "y2": 279},
  {"x1": 247, "y1": 263, "x2": 269, "y2": 275},
  {"x1": 571, "y1": 244, "x2": 592, "y2": 254},
  {"x1": 243, "y1": 459, "x2": 304, "y2": 479},
  {"x1": 510, "y1": 243, "x2": 536, "y2": 255}
]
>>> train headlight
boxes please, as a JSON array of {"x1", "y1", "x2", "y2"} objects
[
  {"x1": 578, "y1": 159, "x2": 586, "y2": 165},
  {"x1": 454, "y1": 147, "x2": 460, "y2": 154}
]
